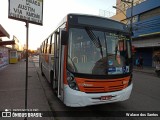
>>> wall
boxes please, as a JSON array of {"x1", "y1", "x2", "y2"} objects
[
  {"x1": 135, "y1": 48, "x2": 152, "y2": 66},
  {"x1": 126, "y1": 0, "x2": 160, "y2": 17},
  {"x1": 0, "y1": 46, "x2": 9, "y2": 68},
  {"x1": 126, "y1": 0, "x2": 160, "y2": 38},
  {"x1": 133, "y1": 15, "x2": 160, "y2": 38},
  {"x1": 111, "y1": 12, "x2": 126, "y2": 21}
]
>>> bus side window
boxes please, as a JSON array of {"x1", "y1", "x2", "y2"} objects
[
  {"x1": 43, "y1": 41, "x2": 46, "y2": 54},
  {"x1": 47, "y1": 37, "x2": 51, "y2": 54},
  {"x1": 45, "y1": 39, "x2": 48, "y2": 54},
  {"x1": 41, "y1": 43, "x2": 43, "y2": 53},
  {"x1": 42, "y1": 41, "x2": 45, "y2": 53},
  {"x1": 51, "y1": 34, "x2": 54, "y2": 54},
  {"x1": 49, "y1": 34, "x2": 53, "y2": 54},
  {"x1": 54, "y1": 33, "x2": 57, "y2": 58},
  {"x1": 55, "y1": 30, "x2": 60, "y2": 58},
  {"x1": 40, "y1": 45, "x2": 42, "y2": 53}
]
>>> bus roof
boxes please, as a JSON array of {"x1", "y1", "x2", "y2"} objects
[{"x1": 58, "y1": 13, "x2": 130, "y2": 33}]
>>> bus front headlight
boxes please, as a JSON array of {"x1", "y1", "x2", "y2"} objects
[{"x1": 67, "y1": 71, "x2": 79, "y2": 91}]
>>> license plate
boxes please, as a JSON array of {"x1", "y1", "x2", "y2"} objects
[{"x1": 101, "y1": 95, "x2": 112, "y2": 100}]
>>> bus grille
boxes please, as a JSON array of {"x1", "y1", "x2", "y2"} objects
[{"x1": 76, "y1": 77, "x2": 130, "y2": 93}]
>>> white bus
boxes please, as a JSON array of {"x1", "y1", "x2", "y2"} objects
[{"x1": 39, "y1": 14, "x2": 133, "y2": 107}]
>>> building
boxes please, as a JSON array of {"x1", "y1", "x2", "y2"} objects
[
  {"x1": 12, "y1": 35, "x2": 23, "y2": 51},
  {"x1": 0, "y1": 24, "x2": 24, "y2": 65},
  {"x1": 0, "y1": 24, "x2": 10, "y2": 38},
  {"x1": 126, "y1": 0, "x2": 160, "y2": 66},
  {"x1": 111, "y1": 0, "x2": 146, "y2": 22},
  {"x1": 111, "y1": 0, "x2": 160, "y2": 67},
  {"x1": 0, "y1": 24, "x2": 10, "y2": 67}
]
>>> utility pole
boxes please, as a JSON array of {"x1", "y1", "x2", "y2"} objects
[{"x1": 121, "y1": 0, "x2": 134, "y2": 34}]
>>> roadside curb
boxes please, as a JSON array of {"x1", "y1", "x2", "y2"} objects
[{"x1": 133, "y1": 69, "x2": 155, "y2": 75}]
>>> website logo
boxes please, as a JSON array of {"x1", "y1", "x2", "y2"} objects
[
  {"x1": 2, "y1": 109, "x2": 11, "y2": 117},
  {"x1": 1, "y1": 108, "x2": 43, "y2": 118}
]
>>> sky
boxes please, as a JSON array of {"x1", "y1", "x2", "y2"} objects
[{"x1": 0, "y1": 0, "x2": 116, "y2": 50}]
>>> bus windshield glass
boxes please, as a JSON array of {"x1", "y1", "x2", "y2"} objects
[{"x1": 67, "y1": 27, "x2": 131, "y2": 75}]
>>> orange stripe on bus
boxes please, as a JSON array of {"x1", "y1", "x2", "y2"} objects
[{"x1": 75, "y1": 76, "x2": 130, "y2": 93}]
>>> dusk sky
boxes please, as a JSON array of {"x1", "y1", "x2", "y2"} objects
[{"x1": 0, "y1": 0, "x2": 116, "y2": 50}]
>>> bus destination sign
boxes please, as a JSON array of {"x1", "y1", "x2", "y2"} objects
[{"x1": 8, "y1": 0, "x2": 43, "y2": 25}]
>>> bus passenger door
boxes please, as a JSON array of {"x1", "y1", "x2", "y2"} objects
[{"x1": 54, "y1": 30, "x2": 64, "y2": 101}]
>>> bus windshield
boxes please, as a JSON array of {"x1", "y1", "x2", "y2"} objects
[{"x1": 67, "y1": 27, "x2": 131, "y2": 75}]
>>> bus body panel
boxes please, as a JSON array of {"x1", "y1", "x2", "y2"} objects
[
  {"x1": 40, "y1": 54, "x2": 53, "y2": 82},
  {"x1": 63, "y1": 83, "x2": 133, "y2": 107}
]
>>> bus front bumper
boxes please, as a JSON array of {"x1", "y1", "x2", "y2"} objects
[{"x1": 64, "y1": 83, "x2": 133, "y2": 107}]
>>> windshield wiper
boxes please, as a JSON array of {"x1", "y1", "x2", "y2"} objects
[
  {"x1": 97, "y1": 37, "x2": 103, "y2": 58},
  {"x1": 85, "y1": 27, "x2": 103, "y2": 58}
]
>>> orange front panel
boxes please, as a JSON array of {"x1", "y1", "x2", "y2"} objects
[{"x1": 76, "y1": 76, "x2": 130, "y2": 93}]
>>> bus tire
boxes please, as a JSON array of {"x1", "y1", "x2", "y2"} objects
[
  {"x1": 50, "y1": 70, "x2": 57, "y2": 95},
  {"x1": 50, "y1": 71, "x2": 54, "y2": 88},
  {"x1": 41, "y1": 64, "x2": 44, "y2": 76}
]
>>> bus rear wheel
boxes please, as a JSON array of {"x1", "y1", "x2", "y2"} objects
[
  {"x1": 50, "y1": 71, "x2": 58, "y2": 96},
  {"x1": 41, "y1": 64, "x2": 44, "y2": 76}
]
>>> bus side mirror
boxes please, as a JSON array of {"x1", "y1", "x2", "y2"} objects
[{"x1": 61, "y1": 30, "x2": 68, "y2": 45}]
